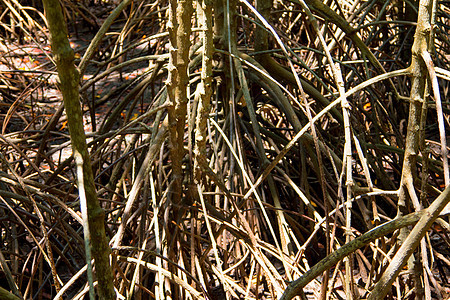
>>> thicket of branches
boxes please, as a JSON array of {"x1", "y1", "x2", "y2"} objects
[{"x1": 0, "y1": 0, "x2": 449, "y2": 299}]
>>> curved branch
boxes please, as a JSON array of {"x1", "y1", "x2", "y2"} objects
[{"x1": 281, "y1": 205, "x2": 444, "y2": 300}]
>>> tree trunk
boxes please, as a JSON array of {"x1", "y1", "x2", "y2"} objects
[{"x1": 41, "y1": 0, "x2": 115, "y2": 299}]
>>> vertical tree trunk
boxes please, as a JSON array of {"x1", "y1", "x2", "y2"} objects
[
  {"x1": 391, "y1": 0, "x2": 433, "y2": 298},
  {"x1": 194, "y1": 0, "x2": 213, "y2": 181},
  {"x1": 41, "y1": 1, "x2": 115, "y2": 299},
  {"x1": 166, "y1": 0, "x2": 193, "y2": 297},
  {"x1": 167, "y1": 0, "x2": 193, "y2": 207},
  {"x1": 397, "y1": 0, "x2": 431, "y2": 239}
]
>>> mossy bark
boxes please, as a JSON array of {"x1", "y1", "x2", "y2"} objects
[{"x1": 41, "y1": 0, "x2": 115, "y2": 299}]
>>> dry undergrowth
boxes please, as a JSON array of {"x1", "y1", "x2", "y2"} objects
[{"x1": 0, "y1": 0, "x2": 449, "y2": 299}]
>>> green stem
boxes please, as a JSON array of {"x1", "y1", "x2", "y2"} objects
[{"x1": 41, "y1": 0, "x2": 115, "y2": 298}]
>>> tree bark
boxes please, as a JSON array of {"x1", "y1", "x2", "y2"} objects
[
  {"x1": 41, "y1": 0, "x2": 115, "y2": 299},
  {"x1": 167, "y1": 0, "x2": 193, "y2": 207}
]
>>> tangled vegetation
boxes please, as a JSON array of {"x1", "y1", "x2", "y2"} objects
[{"x1": 0, "y1": 0, "x2": 449, "y2": 299}]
